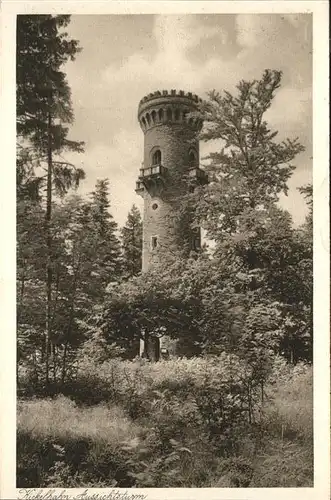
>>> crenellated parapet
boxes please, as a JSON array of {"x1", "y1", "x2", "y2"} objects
[
  {"x1": 138, "y1": 89, "x2": 203, "y2": 132},
  {"x1": 139, "y1": 89, "x2": 202, "y2": 106}
]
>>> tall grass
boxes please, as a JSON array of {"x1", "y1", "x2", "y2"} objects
[
  {"x1": 17, "y1": 356, "x2": 313, "y2": 488},
  {"x1": 264, "y1": 360, "x2": 313, "y2": 443},
  {"x1": 249, "y1": 361, "x2": 313, "y2": 487},
  {"x1": 18, "y1": 396, "x2": 141, "y2": 444}
]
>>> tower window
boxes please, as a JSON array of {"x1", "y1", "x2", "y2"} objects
[
  {"x1": 151, "y1": 236, "x2": 158, "y2": 249},
  {"x1": 189, "y1": 150, "x2": 197, "y2": 166},
  {"x1": 192, "y1": 227, "x2": 201, "y2": 251},
  {"x1": 152, "y1": 203, "x2": 158, "y2": 210},
  {"x1": 152, "y1": 149, "x2": 161, "y2": 166},
  {"x1": 193, "y1": 237, "x2": 201, "y2": 250}
]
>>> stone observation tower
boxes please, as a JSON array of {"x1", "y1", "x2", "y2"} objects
[{"x1": 135, "y1": 89, "x2": 208, "y2": 361}]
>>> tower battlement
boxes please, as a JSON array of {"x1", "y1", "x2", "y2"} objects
[
  {"x1": 138, "y1": 89, "x2": 203, "y2": 132},
  {"x1": 139, "y1": 89, "x2": 202, "y2": 106}
]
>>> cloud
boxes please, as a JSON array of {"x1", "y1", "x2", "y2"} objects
[
  {"x1": 66, "y1": 130, "x2": 144, "y2": 226},
  {"x1": 266, "y1": 87, "x2": 312, "y2": 132},
  {"x1": 65, "y1": 14, "x2": 312, "y2": 227},
  {"x1": 235, "y1": 14, "x2": 312, "y2": 88},
  {"x1": 153, "y1": 15, "x2": 226, "y2": 60},
  {"x1": 235, "y1": 14, "x2": 279, "y2": 48},
  {"x1": 100, "y1": 15, "x2": 214, "y2": 101}
]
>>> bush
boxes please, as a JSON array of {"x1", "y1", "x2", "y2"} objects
[
  {"x1": 250, "y1": 440, "x2": 313, "y2": 487},
  {"x1": 17, "y1": 396, "x2": 143, "y2": 487},
  {"x1": 17, "y1": 356, "x2": 313, "y2": 488},
  {"x1": 263, "y1": 359, "x2": 313, "y2": 443}
]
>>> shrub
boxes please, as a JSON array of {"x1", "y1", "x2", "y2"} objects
[
  {"x1": 213, "y1": 457, "x2": 254, "y2": 487},
  {"x1": 17, "y1": 356, "x2": 313, "y2": 488},
  {"x1": 263, "y1": 359, "x2": 313, "y2": 443},
  {"x1": 250, "y1": 440, "x2": 313, "y2": 487},
  {"x1": 17, "y1": 396, "x2": 143, "y2": 487}
]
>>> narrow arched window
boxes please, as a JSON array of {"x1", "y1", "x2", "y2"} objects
[
  {"x1": 189, "y1": 150, "x2": 197, "y2": 166},
  {"x1": 158, "y1": 109, "x2": 164, "y2": 122},
  {"x1": 152, "y1": 149, "x2": 161, "y2": 165},
  {"x1": 151, "y1": 236, "x2": 158, "y2": 249}
]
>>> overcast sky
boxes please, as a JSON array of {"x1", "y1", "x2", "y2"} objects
[{"x1": 64, "y1": 13, "x2": 312, "y2": 228}]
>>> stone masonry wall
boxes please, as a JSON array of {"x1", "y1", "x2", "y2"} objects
[{"x1": 142, "y1": 123, "x2": 200, "y2": 271}]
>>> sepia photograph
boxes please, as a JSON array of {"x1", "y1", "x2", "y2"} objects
[{"x1": 3, "y1": 3, "x2": 326, "y2": 496}]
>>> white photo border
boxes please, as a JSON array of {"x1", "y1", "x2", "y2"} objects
[{"x1": 1, "y1": 1, "x2": 329, "y2": 499}]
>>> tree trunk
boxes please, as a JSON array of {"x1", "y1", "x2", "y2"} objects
[
  {"x1": 61, "y1": 341, "x2": 68, "y2": 386},
  {"x1": 51, "y1": 270, "x2": 61, "y2": 384},
  {"x1": 248, "y1": 382, "x2": 252, "y2": 424},
  {"x1": 61, "y1": 300, "x2": 76, "y2": 386},
  {"x1": 52, "y1": 344, "x2": 57, "y2": 385},
  {"x1": 17, "y1": 258, "x2": 26, "y2": 324},
  {"x1": 17, "y1": 260, "x2": 26, "y2": 383},
  {"x1": 139, "y1": 330, "x2": 160, "y2": 362},
  {"x1": 61, "y1": 256, "x2": 80, "y2": 385},
  {"x1": 45, "y1": 106, "x2": 53, "y2": 387}
]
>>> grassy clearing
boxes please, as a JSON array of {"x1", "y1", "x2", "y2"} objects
[
  {"x1": 264, "y1": 361, "x2": 313, "y2": 444},
  {"x1": 18, "y1": 397, "x2": 141, "y2": 444},
  {"x1": 17, "y1": 357, "x2": 313, "y2": 488}
]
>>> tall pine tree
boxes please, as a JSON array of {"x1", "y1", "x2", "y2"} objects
[
  {"x1": 121, "y1": 204, "x2": 143, "y2": 277},
  {"x1": 17, "y1": 15, "x2": 85, "y2": 384},
  {"x1": 89, "y1": 179, "x2": 123, "y2": 289}
]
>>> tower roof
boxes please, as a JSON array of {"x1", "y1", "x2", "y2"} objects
[
  {"x1": 138, "y1": 89, "x2": 203, "y2": 131},
  {"x1": 138, "y1": 89, "x2": 202, "y2": 115},
  {"x1": 139, "y1": 89, "x2": 202, "y2": 107}
]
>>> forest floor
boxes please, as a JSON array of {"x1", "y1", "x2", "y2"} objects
[{"x1": 17, "y1": 357, "x2": 313, "y2": 488}]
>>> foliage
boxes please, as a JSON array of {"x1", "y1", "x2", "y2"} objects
[
  {"x1": 88, "y1": 70, "x2": 312, "y2": 365},
  {"x1": 99, "y1": 254, "x2": 204, "y2": 354},
  {"x1": 99, "y1": 217, "x2": 312, "y2": 363},
  {"x1": 265, "y1": 359, "x2": 313, "y2": 443},
  {"x1": 182, "y1": 70, "x2": 311, "y2": 362},
  {"x1": 298, "y1": 183, "x2": 313, "y2": 230},
  {"x1": 17, "y1": 65, "x2": 313, "y2": 488},
  {"x1": 17, "y1": 181, "x2": 124, "y2": 388},
  {"x1": 17, "y1": 358, "x2": 313, "y2": 488},
  {"x1": 89, "y1": 179, "x2": 123, "y2": 284},
  {"x1": 192, "y1": 69, "x2": 304, "y2": 238},
  {"x1": 250, "y1": 440, "x2": 313, "y2": 487},
  {"x1": 121, "y1": 204, "x2": 143, "y2": 278},
  {"x1": 17, "y1": 15, "x2": 85, "y2": 199},
  {"x1": 17, "y1": 66, "x2": 312, "y2": 381},
  {"x1": 17, "y1": 14, "x2": 86, "y2": 387}
]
